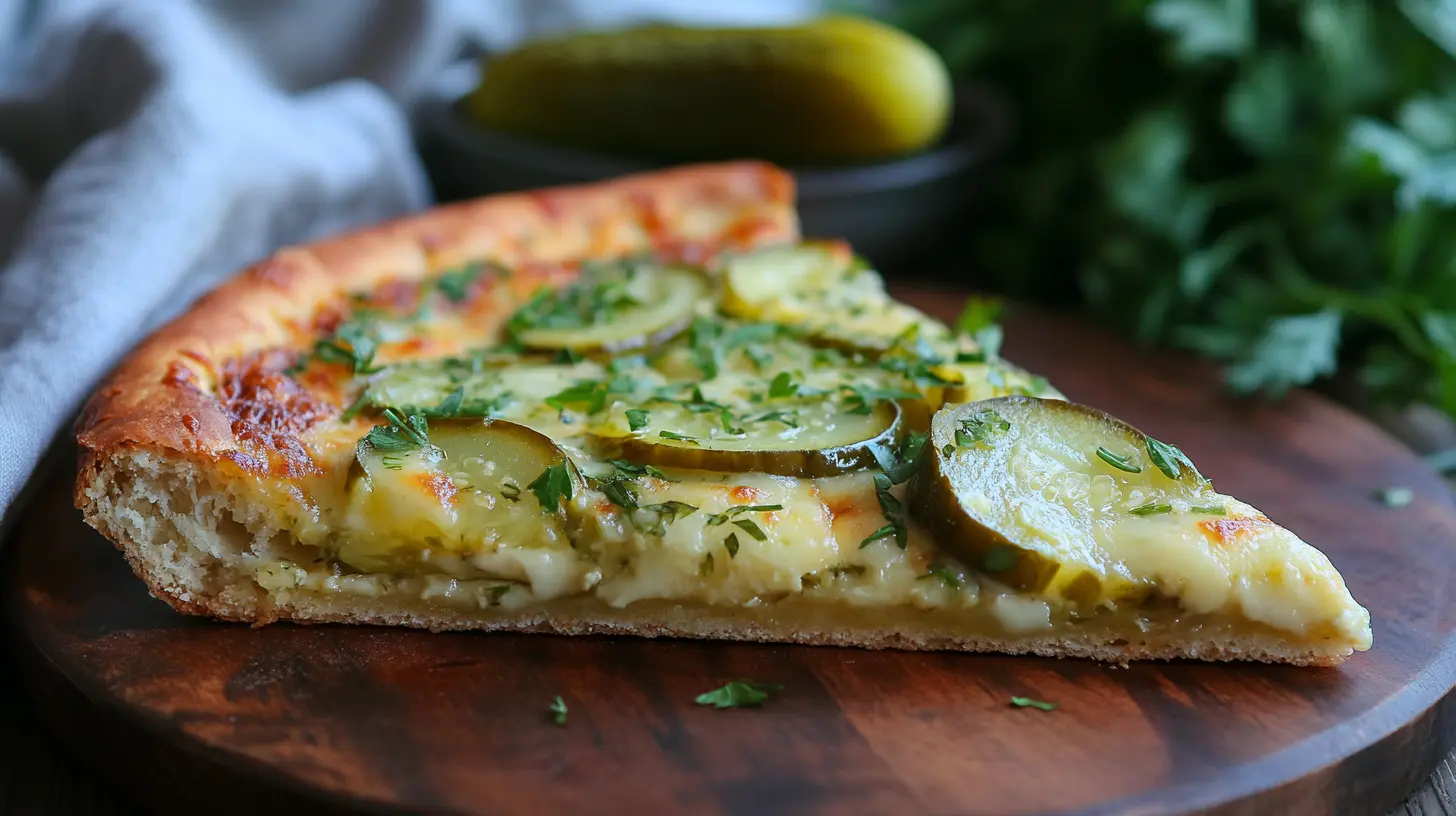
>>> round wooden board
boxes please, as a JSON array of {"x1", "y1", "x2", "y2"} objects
[{"x1": 8, "y1": 292, "x2": 1456, "y2": 816}]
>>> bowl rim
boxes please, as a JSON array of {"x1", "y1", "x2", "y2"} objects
[{"x1": 418, "y1": 59, "x2": 1011, "y2": 199}]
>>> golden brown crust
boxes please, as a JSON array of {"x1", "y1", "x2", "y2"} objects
[{"x1": 74, "y1": 161, "x2": 797, "y2": 505}]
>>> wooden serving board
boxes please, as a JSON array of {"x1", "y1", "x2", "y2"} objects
[{"x1": 7, "y1": 292, "x2": 1456, "y2": 816}]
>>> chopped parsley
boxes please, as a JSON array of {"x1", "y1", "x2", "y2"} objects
[
  {"x1": 659, "y1": 430, "x2": 699, "y2": 444},
  {"x1": 598, "y1": 478, "x2": 639, "y2": 511},
  {"x1": 527, "y1": 462, "x2": 574, "y2": 513},
  {"x1": 954, "y1": 409, "x2": 1010, "y2": 448},
  {"x1": 312, "y1": 320, "x2": 380, "y2": 373},
  {"x1": 1010, "y1": 697, "x2": 1057, "y2": 712},
  {"x1": 873, "y1": 430, "x2": 928, "y2": 485},
  {"x1": 434, "y1": 261, "x2": 488, "y2": 302},
  {"x1": 505, "y1": 264, "x2": 643, "y2": 337},
  {"x1": 732, "y1": 519, "x2": 767, "y2": 541},
  {"x1": 1095, "y1": 446, "x2": 1142, "y2": 474},
  {"x1": 1190, "y1": 504, "x2": 1227, "y2": 515},
  {"x1": 633, "y1": 500, "x2": 698, "y2": 536},
  {"x1": 546, "y1": 379, "x2": 627, "y2": 415},
  {"x1": 1146, "y1": 436, "x2": 1201, "y2": 482},
  {"x1": 547, "y1": 695, "x2": 568, "y2": 726},
  {"x1": 362, "y1": 408, "x2": 431, "y2": 454},
  {"x1": 1129, "y1": 502, "x2": 1173, "y2": 516},
  {"x1": 500, "y1": 481, "x2": 521, "y2": 502},
  {"x1": 840, "y1": 384, "x2": 920, "y2": 416},
  {"x1": 860, "y1": 473, "x2": 907, "y2": 549},
  {"x1": 767, "y1": 371, "x2": 800, "y2": 399},
  {"x1": 704, "y1": 504, "x2": 784, "y2": 526},
  {"x1": 695, "y1": 680, "x2": 784, "y2": 709},
  {"x1": 608, "y1": 459, "x2": 673, "y2": 481},
  {"x1": 723, "y1": 532, "x2": 740, "y2": 558},
  {"x1": 742, "y1": 409, "x2": 798, "y2": 428},
  {"x1": 486, "y1": 584, "x2": 512, "y2": 606},
  {"x1": 626, "y1": 408, "x2": 650, "y2": 431},
  {"x1": 924, "y1": 565, "x2": 963, "y2": 590}
]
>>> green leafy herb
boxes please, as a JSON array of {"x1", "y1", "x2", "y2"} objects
[
  {"x1": 1376, "y1": 486, "x2": 1414, "y2": 508},
  {"x1": 599, "y1": 478, "x2": 639, "y2": 511},
  {"x1": 608, "y1": 459, "x2": 673, "y2": 481},
  {"x1": 1146, "y1": 436, "x2": 1200, "y2": 481},
  {"x1": 546, "y1": 380, "x2": 619, "y2": 415},
  {"x1": 723, "y1": 532, "x2": 740, "y2": 558},
  {"x1": 700, "y1": 552, "x2": 716, "y2": 576},
  {"x1": 840, "y1": 384, "x2": 920, "y2": 416},
  {"x1": 1190, "y1": 503, "x2": 1227, "y2": 515},
  {"x1": 872, "y1": 429, "x2": 929, "y2": 485},
  {"x1": 500, "y1": 481, "x2": 521, "y2": 502},
  {"x1": 941, "y1": 443, "x2": 956, "y2": 457},
  {"x1": 861, "y1": 473, "x2": 907, "y2": 549},
  {"x1": 548, "y1": 695, "x2": 568, "y2": 726},
  {"x1": 659, "y1": 430, "x2": 699, "y2": 444},
  {"x1": 888, "y1": 0, "x2": 1456, "y2": 424},
  {"x1": 924, "y1": 565, "x2": 963, "y2": 590},
  {"x1": 634, "y1": 500, "x2": 699, "y2": 536},
  {"x1": 955, "y1": 409, "x2": 1011, "y2": 448},
  {"x1": 435, "y1": 261, "x2": 487, "y2": 302},
  {"x1": 313, "y1": 320, "x2": 380, "y2": 374},
  {"x1": 362, "y1": 409, "x2": 430, "y2": 453},
  {"x1": 505, "y1": 264, "x2": 643, "y2": 338},
  {"x1": 1010, "y1": 697, "x2": 1058, "y2": 712},
  {"x1": 732, "y1": 519, "x2": 767, "y2": 541},
  {"x1": 1130, "y1": 502, "x2": 1174, "y2": 516},
  {"x1": 695, "y1": 680, "x2": 784, "y2": 709},
  {"x1": 528, "y1": 462, "x2": 574, "y2": 514},
  {"x1": 704, "y1": 504, "x2": 784, "y2": 526},
  {"x1": 487, "y1": 584, "x2": 512, "y2": 606},
  {"x1": 1096, "y1": 447, "x2": 1143, "y2": 473},
  {"x1": 626, "y1": 408, "x2": 650, "y2": 431},
  {"x1": 743, "y1": 409, "x2": 799, "y2": 427},
  {"x1": 767, "y1": 371, "x2": 800, "y2": 399}
]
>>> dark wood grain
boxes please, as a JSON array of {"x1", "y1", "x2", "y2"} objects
[{"x1": 7, "y1": 295, "x2": 1456, "y2": 816}]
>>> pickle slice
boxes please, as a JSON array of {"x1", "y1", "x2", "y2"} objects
[
  {"x1": 907, "y1": 397, "x2": 1215, "y2": 608},
  {"x1": 594, "y1": 400, "x2": 903, "y2": 478},
  {"x1": 342, "y1": 417, "x2": 584, "y2": 576},
  {"x1": 721, "y1": 242, "x2": 939, "y2": 354},
  {"x1": 513, "y1": 262, "x2": 708, "y2": 354}
]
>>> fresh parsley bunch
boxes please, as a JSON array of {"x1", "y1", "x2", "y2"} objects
[{"x1": 893, "y1": 0, "x2": 1456, "y2": 416}]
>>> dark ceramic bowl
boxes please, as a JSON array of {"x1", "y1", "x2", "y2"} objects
[{"x1": 416, "y1": 61, "x2": 1009, "y2": 272}]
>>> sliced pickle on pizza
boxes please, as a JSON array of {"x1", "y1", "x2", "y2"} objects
[
  {"x1": 590, "y1": 396, "x2": 903, "y2": 477},
  {"x1": 720, "y1": 242, "x2": 934, "y2": 353},
  {"x1": 342, "y1": 416, "x2": 594, "y2": 597},
  {"x1": 909, "y1": 397, "x2": 1372, "y2": 650},
  {"x1": 511, "y1": 260, "x2": 708, "y2": 354}
]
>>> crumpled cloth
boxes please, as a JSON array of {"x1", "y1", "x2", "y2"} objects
[{"x1": 0, "y1": 0, "x2": 813, "y2": 527}]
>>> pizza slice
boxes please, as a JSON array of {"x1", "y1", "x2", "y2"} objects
[{"x1": 75, "y1": 162, "x2": 1371, "y2": 665}]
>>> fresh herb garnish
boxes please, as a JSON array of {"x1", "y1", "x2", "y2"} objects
[
  {"x1": 505, "y1": 264, "x2": 643, "y2": 337},
  {"x1": 313, "y1": 320, "x2": 380, "y2": 373},
  {"x1": 608, "y1": 459, "x2": 673, "y2": 481},
  {"x1": 1146, "y1": 436, "x2": 1200, "y2": 481},
  {"x1": 941, "y1": 443, "x2": 956, "y2": 457},
  {"x1": 924, "y1": 565, "x2": 963, "y2": 590},
  {"x1": 955, "y1": 409, "x2": 1011, "y2": 448},
  {"x1": 767, "y1": 371, "x2": 800, "y2": 399},
  {"x1": 362, "y1": 408, "x2": 431, "y2": 453},
  {"x1": 840, "y1": 384, "x2": 920, "y2": 416},
  {"x1": 723, "y1": 532, "x2": 740, "y2": 558},
  {"x1": 1129, "y1": 502, "x2": 1173, "y2": 516},
  {"x1": 704, "y1": 504, "x2": 785, "y2": 526},
  {"x1": 528, "y1": 462, "x2": 574, "y2": 513},
  {"x1": 861, "y1": 472, "x2": 907, "y2": 549},
  {"x1": 1190, "y1": 504, "x2": 1227, "y2": 515},
  {"x1": 1095, "y1": 446, "x2": 1143, "y2": 473},
  {"x1": 872, "y1": 429, "x2": 928, "y2": 485},
  {"x1": 626, "y1": 408, "x2": 649, "y2": 431},
  {"x1": 695, "y1": 680, "x2": 784, "y2": 709},
  {"x1": 742, "y1": 409, "x2": 798, "y2": 428},
  {"x1": 634, "y1": 500, "x2": 699, "y2": 536},
  {"x1": 599, "y1": 478, "x2": 639, "y2": 511},
  {"x1": 659, "y1": 430, "x2": 699, "y2": 444},
  {"x1": 487, "y1": 584, "x2": 512, "y2": 606},
  {"x1": 435, "y1": 261, "x2": 487, "y2": 302},
  {"x1": 547, "y1": 695, "x2": 568, "y2": 726},
  {"x1": 1010, "y1": 697, "x2": 1057, "y2": 712},
  {"x1": 732, "y1": 519, "x2": 768, "y2": 541},
  {"x1": 500, "y1": 481, "x2": 521, "y2": 502},
  {"x1": 546, "y1": 380, "x2": 624, "y2": 415}
]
